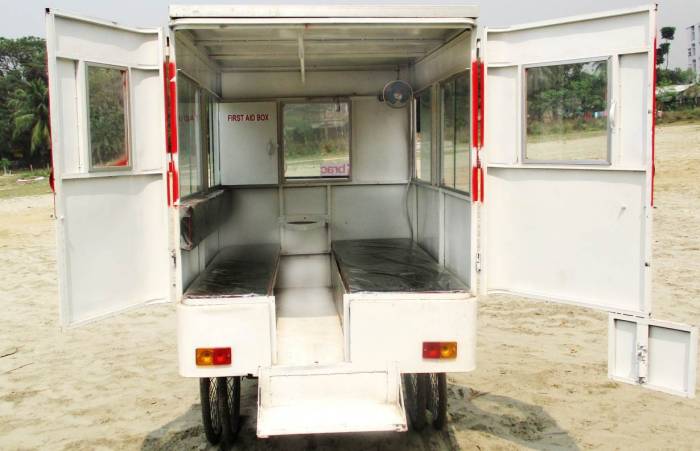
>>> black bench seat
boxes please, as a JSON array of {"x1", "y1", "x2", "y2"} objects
[
  {"x1": 184, "y1": 244, "x2": 280, "y2": 300},
  {"x1": 332, "y1": 238, "x2": 468, "y2": 294}
]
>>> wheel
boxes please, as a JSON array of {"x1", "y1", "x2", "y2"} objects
[
  {"x1": 403, "y1": 373, "x2": 428, "y2": 430},
  {"x1": 427, "y1": 373, "x2": 448, "y2": 429},
  {"x1": 218, "y1": 376, "x2": 241, "y2": 447},
  {"x1": 199, "y1": 377, "x2": 223, "y2": 445}
]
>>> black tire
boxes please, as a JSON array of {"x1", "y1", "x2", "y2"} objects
[
  {"x1": 218, "y1": 376, "x2": 241, "y2": 447},
  {"x1": 403, "y1": 373, "x2": 428, "y2": 431},
  {"x1": 199, "y1": 377, "x2": 223, "y2": 445},
  {"x1": 427, "y1": 373, "x2": 448, "y2": 430}
]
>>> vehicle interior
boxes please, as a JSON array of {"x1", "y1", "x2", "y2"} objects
[{"x1": 171, "y1": 17, "x2": 477, "y2": 366}]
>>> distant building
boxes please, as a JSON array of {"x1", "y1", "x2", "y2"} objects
[{"x1": 688, "y1": 23, "x2": 700, "y2": 81}]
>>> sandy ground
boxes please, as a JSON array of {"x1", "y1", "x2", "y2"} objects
[{"x1": 1, "y1": 123, "x2": 699, "y2": 450}]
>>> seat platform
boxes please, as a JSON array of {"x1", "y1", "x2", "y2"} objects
[
  {"x1": 332, "y1": 238, "x2": 468, "y2": 294},
  {"x1": 183, "y1": 243, "x2": 280, "y2": 302}
]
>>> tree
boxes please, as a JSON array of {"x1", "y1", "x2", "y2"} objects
[
  {"x1": 659, "y1": 26, "x2": 676, "y2": 71},
  {"x1": 0, "y1": 37, "x2": 50, "y2": 168},
  {"x1": 9, "y1": 79, "x2": 50, "y2": 166}
]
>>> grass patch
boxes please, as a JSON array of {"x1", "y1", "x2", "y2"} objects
[
  {"x1": 0, "y1": 168, "x2": 52, "y2": 199},
  {"x1": 657, "y1": 108, "x2": 700, "y2": 125}
]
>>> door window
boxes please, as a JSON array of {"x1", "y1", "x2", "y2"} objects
[
  {"x1": 86, "y1": 64, "x2": 130, "y2": 169},
  {"x1": 524, "y1": 59, "x2": 609, "y2": 163}
]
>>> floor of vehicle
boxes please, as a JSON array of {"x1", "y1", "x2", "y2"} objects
[{"x1": 275, "y1": 287, "x2": 344, "y2": 365}]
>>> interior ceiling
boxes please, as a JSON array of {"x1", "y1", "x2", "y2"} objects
[{"x1": 184, "y1": 25, "x2": 469, "y2": 71}]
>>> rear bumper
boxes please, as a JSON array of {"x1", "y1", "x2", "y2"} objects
[{"x1": 177, "y1": 294, "x2": 477, "y2": 377}]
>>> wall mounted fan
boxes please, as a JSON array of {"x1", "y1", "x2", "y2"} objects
[{"x1": 381, "y1": 80, "x2": 413, "y2": 109}]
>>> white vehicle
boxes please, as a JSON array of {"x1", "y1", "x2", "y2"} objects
[{"x1": 45, "y1": 3, "x2": 697, "y2": 446}]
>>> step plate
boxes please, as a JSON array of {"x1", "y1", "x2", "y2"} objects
[{"x1": 257, "y1": 364, "x2": 407, "y2": 437}]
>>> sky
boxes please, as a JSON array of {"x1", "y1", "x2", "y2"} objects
[{"x1": 0, "y1": 0, "x2": 698, "y2": 69}]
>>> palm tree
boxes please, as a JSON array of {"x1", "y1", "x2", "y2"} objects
[
  {"x1": 660, "y1": 26, "x2": 676, "y2": 71},
  {"x1": 9, "y1": 79, "x2": 50, "y2": 165}
]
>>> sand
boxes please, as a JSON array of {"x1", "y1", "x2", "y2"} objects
[{"x1": 1, "y1": 123, "x2": 699, "y2": 450}]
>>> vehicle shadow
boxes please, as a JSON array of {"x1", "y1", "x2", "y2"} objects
[{"x1": 141, "y1": 379, "x2": 578, "y2": 450}]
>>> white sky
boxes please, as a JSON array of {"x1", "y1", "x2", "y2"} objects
[{"x1": 1, "y1": 0, "x2": 698, "y2": 69}]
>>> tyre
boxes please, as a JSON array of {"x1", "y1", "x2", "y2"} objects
[
  {"x1": 218, "y1": 376, "x2": 241, "y2": 447},
  {"x1": 199, "y1": 377, "x2": 223, "y2": 445},
  {"x1": 403, "y1": 373, "x2": 428, "y2": 430},
  {"x1": 427, "y1": 373, "x2": 448, "y2": 430}
]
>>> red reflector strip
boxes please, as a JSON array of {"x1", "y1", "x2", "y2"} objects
[
  {"x1": 195, "y1": 347, "x2": 231, "y2": 366},
  {"x1": 478, "y1": 61, "x2": 485, "y2": 149},
  {"x1": 422, "y1": 342, "x2": 457, "y2": 359},
  {"x1": 167, "y1": 61, "x2": 178, "y2": 154},
  {"x1": 471, "y1": 61, "x2": 479, "y2": 148},
  {"x1": 479, "y1": 166, "x2": 484, "y2": 203}
]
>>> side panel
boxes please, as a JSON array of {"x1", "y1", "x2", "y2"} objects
[
  {"x1": 177, "y1": 301, "x2": 273, "y2": 377},
  {"x1": 46, "y1": 11, "x2": 170, "y2": 326},
  {"x1": 482, "y1": 7, "x2": 655, "y2": 315},
  {"x1": 349, "y1": 297, "x2": 477, "y2": 373}
]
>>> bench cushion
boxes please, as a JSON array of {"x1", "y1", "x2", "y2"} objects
[
  {"x1": 184, "y1": 244, "x2": 280, "y2": 299},
  {"x1": 332, "y1": 238, "x2": 469, "y2": 294}
]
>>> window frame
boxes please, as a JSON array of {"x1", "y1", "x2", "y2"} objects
[
  {"x1": 280, "y1": 98, "x2": 353, "y2": 184},
  {"x1": 438, "y1": 70, "x2": 471, "y2": 195},
  {"x1": 176, "y1": 72, "x2": 204, "y2": 199},
  {"x1": 85, "y1": 62, "x2": 132, "y2": 172},
  {"x1": 521, "y1": 56, "x2": 613, "y2": 166},
  {"x1": 412, "y1": 85, "x2": 436, "y2": 185}
]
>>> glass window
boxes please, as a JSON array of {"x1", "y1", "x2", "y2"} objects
[
  {"x1": 440, "y1": 72, "x2": 470, "y2": 192},
  {"x1": 414, "y1": 90, "x2": 432, "y2": 182},
  {"x1": 177, "y1": 76, "x2": 202, "y2": 197},
  {"x1": 525, "y1": 60, "x2": 609, "y2": 162},
  {"x1": 87, "y1": 65, "x2": 129, "y2": 169},
  {"x1": 201, "y1": 92, "x2": 214, "y2": 189},
  {"x1": 283, "y1": 102, "x2": 351, "y2": 179}
]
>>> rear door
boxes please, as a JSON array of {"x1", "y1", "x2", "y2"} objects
[
  {"x1": 481, "y1": 7, "x2": 655, "y2": 315},
  {"x1": 46, "y1": 10, "x2": 171, "y2": 326}
]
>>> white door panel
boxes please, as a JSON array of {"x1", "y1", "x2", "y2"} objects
[
  {"x1": 609, "y1": 314, "x2": 697, "y2": 398},
  {"x1": 46, "y1": 11, "x2": 169, "y2": 326},
  {"x1": 482, "y1": 7, "x2": 655, "y2": 315}
]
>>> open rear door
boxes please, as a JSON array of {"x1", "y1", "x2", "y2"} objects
[
  {"x1": 481, "y1": 7, "x2": 656, "y2": 315},
  {"x1": 46, "y1": 10, "x2": 171, "y2": 326}
]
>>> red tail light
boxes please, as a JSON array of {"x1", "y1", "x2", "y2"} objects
[
  {"x1": 196, "y1": 347, "x2": 231, "y2": 366},
  {"x1": 422, "y1": 342, "x2": 457, "y2": 359}
]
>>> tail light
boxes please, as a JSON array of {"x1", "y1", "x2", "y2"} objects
[
  {"x1": 195, "y1": 347, "x2": 231, "y2": 366},
  {"x1": 422, "y1": 342, "x2": 457, "y2": 359}
]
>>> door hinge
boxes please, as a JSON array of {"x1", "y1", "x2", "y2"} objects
[
  {"x1": 636, "y1": 343, "x2": 649, "y2": 385},
  {"x1": 171, "y1": 250, "x2": 177, "y2": 268},
  {"x1": 475, "y1": 252, "x2": 482, "y2": 273}
]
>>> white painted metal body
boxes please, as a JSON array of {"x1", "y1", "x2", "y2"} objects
[{"x1": 45, "y1": 3, "x2": 697, "y2": 439}]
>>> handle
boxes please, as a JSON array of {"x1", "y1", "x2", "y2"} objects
[
  {"x1": 267, "y1": 139, "x2": 275, "y2": 156},
  {"x1": 609, "y1": 100, "x2": 617, "y2": 129}
]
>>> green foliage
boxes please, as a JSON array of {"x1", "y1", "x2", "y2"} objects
[
  {"x1": 656, "y1": 50, "x2": 665, "y2": 67},
  {"x1": 526, "y1": 61, "x2": 607, "y2": 137},
  {"x1": 0, "y1": 36, "x2": 50, "y2": 168},
  {"x1": 657, "y1": 68, "x2": 696, "y2": 86},
  {"x1": 87, "y1": 66, "x2": 128, "y2": 167},
  {"x1": 660, "y1": 26, "x2": 676, "y2": 41}
]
